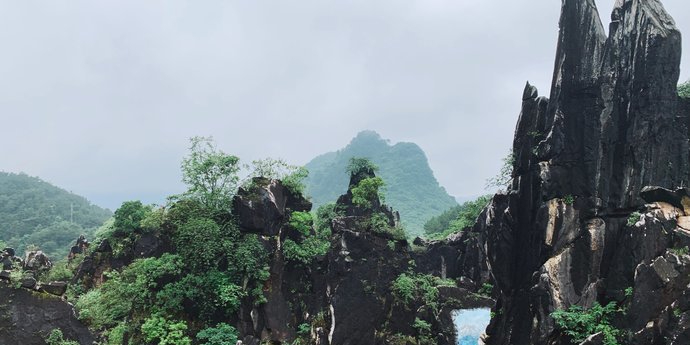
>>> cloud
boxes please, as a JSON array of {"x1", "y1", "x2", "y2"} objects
[{"x1": 1, "y1": 0, "x2": 688, "y2": 210}]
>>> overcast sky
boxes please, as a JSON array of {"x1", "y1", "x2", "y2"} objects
[{"x1": 1, "y1": 0, "x2": 689, "y2": 211}]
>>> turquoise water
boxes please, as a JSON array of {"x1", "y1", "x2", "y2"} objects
[{"x1": 452, "y1": 308, "x2": 491, "y2": 345}]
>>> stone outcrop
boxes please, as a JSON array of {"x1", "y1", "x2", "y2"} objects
[
  {"x1": 234, "y1": 172, "x2": 491, "y2": 345},
  {"x1": 0, "y1": 284, "x2": 94, "y2": 345},
  {"x1": 467, "y1": 0, "x2": 690, "y2": 344}
]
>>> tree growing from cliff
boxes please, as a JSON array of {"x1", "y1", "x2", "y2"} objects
[
  {"x1": 180, "y1": 136, "x2": 240, "y2": 211},
  {"x1": 485, "y1": 151, "x2": 514, "y2": 191},
  {"x1": 244, "y1": 157, "x2": 309, "y2": 195}
]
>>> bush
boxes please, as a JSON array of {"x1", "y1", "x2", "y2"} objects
[
  {"x1": 289, "y1": 211, "x2": 313, "y2": 236},
  {"x1": 551, "y1": 302, "x2": 621, "y2": 345},
  {"x1": 196, "y1": 323, "x2": 239, "y2": 345},
  {"x1": 351, "y1": 177, "x2": 385, "y2": 208},
  {"x1": 76, "y1": 254, "x2": 183, "y2": 329},
  {"x1": 679, "y1": 80, "x2": 690, "y2": 99},
  {"x1": 347, "y1": 157, "x2": 379, "y2": 175},
  {"x1": 45, "y1": 329, "x2": 79, "y2": 345},
  {"x1": 113, "y1": 201, "x2": 152, "y2": 235},
  {"x1": 391, "y1": 273, "x2": 453, "y2": 312},
  {"x1": 283, "y1": 236, "x2": 330, "y2": 265},
  {"x1": 141, "y1": 314, "x2": 191, "y2": 345},
  {"x1": 425, "y1": 195, "x2": 491, "y2": 239},
  {"x1": 314, "y1": 203, "x2": 342, "y2": 234}
]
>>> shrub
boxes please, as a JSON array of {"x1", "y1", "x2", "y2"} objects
[
  {"x1": 113, "y1": 200, "x2": 152, "y2": 235},
  {"x1": 141, "y1": 314, "x2": 191, "y2": 345},
  {"x1": 391, "y1": 273, "x2": 452, "y2": 312},
  {"x1": 346, "y1": 157, "x2": 379, "y2": 175},
  {"x1": 289, "y1": 211, "x2": 313, "y2": 236},
  {"x1": 351, "y1": 177, "x2": 385, "y2": 208},
  {"x1": 551, "y1": 302, "x2": 621, "y2": 345},
  {"x1": 314, "y1": 203, "x2": 342, "y2": 234},
  {"x1": 679, "y1": 80, "x2": 690, "y2": 99},
  {"x1": 45, "y1": 329, "x2": 79, "y2": 345},
  {"x1": 76, "y1": 254, "x2": 183, "y2": 329},
  {"x1": 106, "y1": 323, "x2": 128, "y2": 345},
  {"x1": 486, "y1": 151, "x2": 514, "y2": 190},
  {"x1": 196, "y1": 323, "x2": 239, "y2": 345},
  {"x1": 478, "y1": 283, "x2": 493, "y2": 296},
  {"x1": 626, "y1": 212, "x2": 641, "y2": 227}
]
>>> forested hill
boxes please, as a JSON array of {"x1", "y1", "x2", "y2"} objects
[
  {"x1": 304, "y1": 130, "x2": 457, "y2": 236},
  {"x1": 0, "y1": 172, "x2": 112, "y2": 259}
]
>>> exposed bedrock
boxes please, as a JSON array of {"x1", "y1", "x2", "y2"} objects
[{"x1": 469, "y1": 0, "x2": 690, "y2": 344}]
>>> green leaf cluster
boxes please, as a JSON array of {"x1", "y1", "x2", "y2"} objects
[
  {"x1": 347, "y1": 157, "x2": 379, "y2": 175},
  {"x1": 196, "y1": 323, "x2": 239, "y2": 345},
  {"x1": 180, "y1": 136, "x2": 240, "y2": 211},
  {"x1": 351, "y1": 177, "x2": 385, "y2": 208},
  {"x1": 141, "y1": 314, "x2": 191, "y2": 345},
  {"x1": 424, "y1": 195, "x2": 491, "y2": 239},
  {"x1": 283, "y1": 211, "x2": 331, "y2": 265},
  {"x1": 679, "y1": 80, "x2": 690, "y2": 99},
  {"x1": 244, "y1": 158, "x2": 309, "y2": 195},
  {"x1": 391, "y1": 272, "x2": 454, "y2": 313},
  {"x1": 44, "y1": 329, "x2": 79, "y2": 345},
  {"x1": 551, "y1": 302, "x2": 621, "y2": 345}
]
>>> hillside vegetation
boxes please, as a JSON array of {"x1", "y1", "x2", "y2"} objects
[
  {"x1": 0, "y1": 172, "x2": 112, "y2": 259},
  {"x1": 304, "y1": 131, "x2": 457, "y2": 236}
]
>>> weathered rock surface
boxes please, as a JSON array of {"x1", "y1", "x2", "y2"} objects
[
  {"x1": 465, "y1": 0, "x2": 690, "y2": 344},
  {"x1": 0, "y1": 284, "x2": 94, "y2": 345}
]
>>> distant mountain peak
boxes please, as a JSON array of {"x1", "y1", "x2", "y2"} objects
[{"x1": 304, "y1": 131, "x2": 457, "y2": 236}]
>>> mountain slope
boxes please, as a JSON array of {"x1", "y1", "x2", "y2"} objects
[
  {"x1": 0, "y1": 172, "x2": 112, "y2": 259},
  {"x1": 304, "y1": 130, "x2": 457, "y2": 236}
]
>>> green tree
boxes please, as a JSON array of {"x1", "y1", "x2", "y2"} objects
[
  {"x1": 347, "y1": 157, "x2": 379, "y2": 175},
  {"x1": 141, "y1": 314, "x2": 191, "y2": 345},
  {"x1": 351, "y1": 177, "x2": 385, "y2": 208},
  {"x1": 180, "y1": 136, "x2": 240, "y2": 211},
  {"x1": 196, "y1": 323, "x2": 239, "y2": 345},
  {"x1": 486, "y1": 151, "x2": 514, "y2": 190},
  {"x1": 113, "y1": 200, "x2": 152, "y2": 235},
  {"x1": 679, "y1": 80, "x2": 690, "y2": 99},
  {"x1": 424, "y1": 195, "x2": 491, "y2": 240},
  {"x1": 551, "y1": 302, "x2": 621, "y2": 345}
]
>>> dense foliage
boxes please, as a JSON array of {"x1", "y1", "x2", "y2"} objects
[
  {"x1": 74, "y1": 137, "x2": 272, "y2": 344},
  {"x1": 304, "y1": 130, "x2": 457, "y2": 236},
  {"x1": 0, "y1": 172, "x2": 112, "y2": 259},
  {"x1": 391, "y1": 272, "x2": 455, "y2": 313},
  {"x1": 423, "y1": 195, "x2": 491, "y2": 239},
  {"x1": 551, "y1": 302, "x2": 621, "y2": 345},
  {"x1": 282, "y1": 211, "x2": 331, "y2": 264}
]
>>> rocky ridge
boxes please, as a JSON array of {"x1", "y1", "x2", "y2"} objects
[{"x1": 463, "y1": 0, "x2": 690, "y2": 344}]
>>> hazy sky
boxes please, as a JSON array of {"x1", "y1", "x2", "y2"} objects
[{"x1": 1, "y1": 0, "x2": 689, "y2": 211}]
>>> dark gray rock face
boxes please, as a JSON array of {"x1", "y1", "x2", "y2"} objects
[
  {"x1": 469, "y1": 0, "x2": 690, "y2": 344},
  {"x1": 0, "y1": 284, "x2": 94, "y2": 345}
]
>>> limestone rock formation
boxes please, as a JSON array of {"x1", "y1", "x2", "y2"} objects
[
  {"x1": 466, "y1": 0, "x2": 690, "y2": 344},
  {"x1": 0, "y1": 285, "x2": 94, "y2": 345}
]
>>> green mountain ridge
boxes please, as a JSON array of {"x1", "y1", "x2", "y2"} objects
[
  {"x1": 304, "y1": 130, "x2": 457, "y2": 236},
  {"x1": 0, "y1": 171, "x2": 112, "y2": 260}
]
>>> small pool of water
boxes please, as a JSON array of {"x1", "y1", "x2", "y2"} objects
[{"x1": 452, "y1": 308, "x2": 491, "y2": 345}]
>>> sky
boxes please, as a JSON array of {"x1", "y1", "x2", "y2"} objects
[{"x1": 1, "y1": 0, "x2": 689, "y2": 211}]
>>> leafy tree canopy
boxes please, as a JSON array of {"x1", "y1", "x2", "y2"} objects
[{"x1": 180, "y1": 136, "x2": 240, "y2": 211}]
